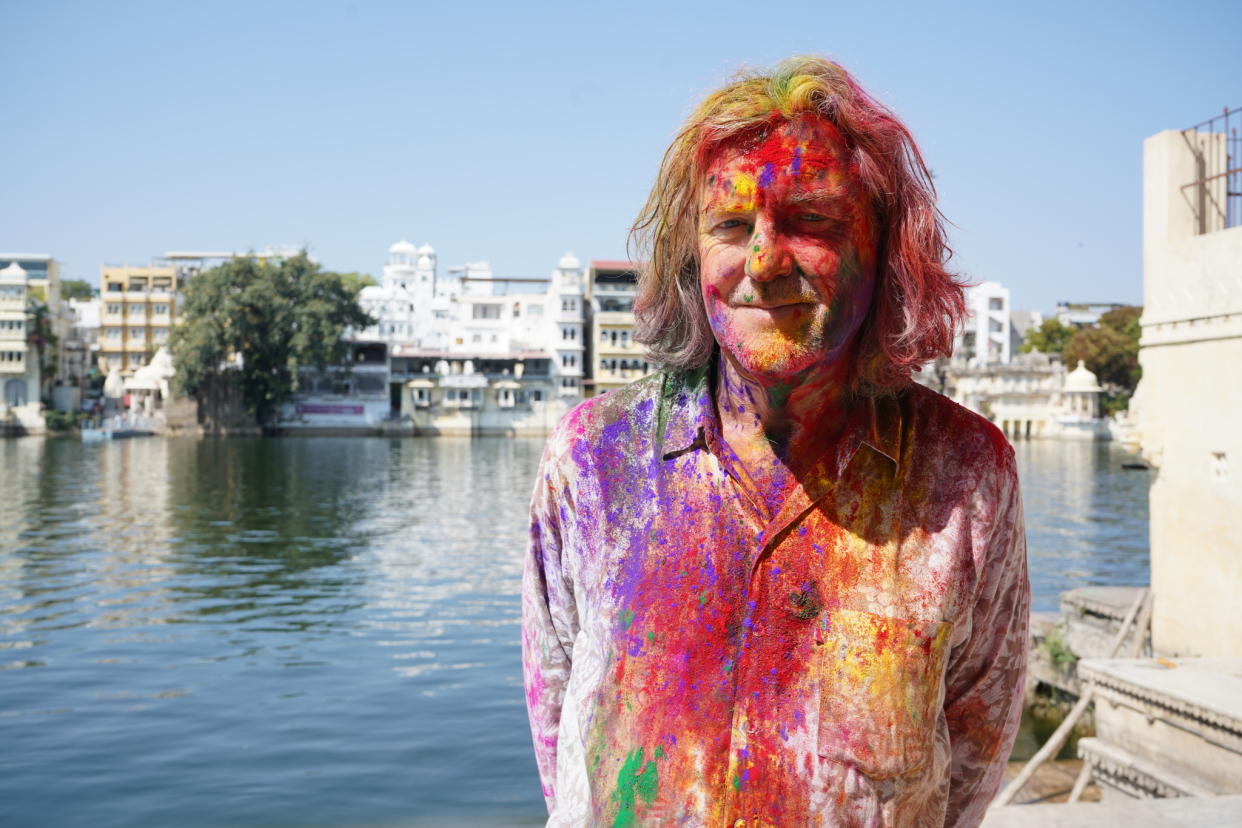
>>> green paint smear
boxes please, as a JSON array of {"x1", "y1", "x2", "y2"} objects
[
  {"x1": 612, "y1": 748, "x2": 660, "y2": 828},
  {"x1": 732, "y1": 773, "x2": 742, "y2": 791},
  {"x1": 646, "y1": 630, "x2": 655, "y2": 642},
  {"x1": 698, "y1": 592, "x2": 708, "y2": 607},
  {"x1": 619, "y1": 608, "x2": 635, "y2": 629}
]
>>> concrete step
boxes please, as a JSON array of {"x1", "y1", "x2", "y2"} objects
[
  {"x1": 983, "y1": 794, "x2": 1242, "y2": 827},
  {"x1": 1077, "y1": 737, "x2": 1218, "y2": 798},
  {"x1": 1077, "y1": 657, "x2": 1242, "y2": 797}
]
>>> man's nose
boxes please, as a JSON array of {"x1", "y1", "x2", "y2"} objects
[{"x1": 745, "y1": 220, "x2": 793, "y2": 282}]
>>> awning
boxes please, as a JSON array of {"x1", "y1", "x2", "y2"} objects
[{"x1": 406, "y1": 379, "x2": 436, "y2": 388}]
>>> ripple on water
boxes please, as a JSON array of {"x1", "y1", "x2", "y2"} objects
[{"x1": 0, "y1": 435, "x2": 1148, "y2": 826}]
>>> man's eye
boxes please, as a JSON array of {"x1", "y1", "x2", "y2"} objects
[
  {"x1": 796, "y1": 213, "x2": 827, "y2": 222},
  {"x1": 717, "y1": 219, "x2": 750, "y2": 231}
]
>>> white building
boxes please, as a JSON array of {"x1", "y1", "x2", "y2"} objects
[
  {"x1": 0, "y1": 262, "x2": 45, "y2": 432},
  {"x1": 954, "y1": 280, "x2": 1012, "y2": 366},
  {"x1": 948, "y1": 352, "x2": 1108, "y2": 440},
  {"x1": 317, "y1": 244, "x2": 586, "y2": 434},
  {"x1": 1055, "y1": 300, "x2": 1125, "y2": 329},
  {"x1": 357, "y1": 241, "x2": 438, "y2": 344}
]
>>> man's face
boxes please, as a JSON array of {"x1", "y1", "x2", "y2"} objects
[{"x1": 697, "y1": 114, "x2": 878, "y2": 383}]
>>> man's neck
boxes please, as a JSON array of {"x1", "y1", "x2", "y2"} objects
[{"x1": 714, "y1": 350, "x2": 856, "y2": 482}]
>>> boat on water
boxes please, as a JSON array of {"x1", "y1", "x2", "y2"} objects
[{"x1": 81, "y1": 414, "x2": 155, "y2": 442}]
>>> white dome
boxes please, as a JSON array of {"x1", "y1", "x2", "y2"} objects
[
  {"x1": 416, "y1": 254, "x2": 434, "y2": 269},
  {"x1": 1064, "y1": 360, "x2": 1102, "y2": 393},
  {"x1": 558, "y1": 251, "x2": 581, "y2": 269},
  {"x1": 417, "y1": 243, "x2": 435, "y2": 255},
  {"x1": 0, "y1": 261, "x2": 27, "y2": 281},
  {"x1": 388, "y1": 240, "x2": 417, "y2": 255}
]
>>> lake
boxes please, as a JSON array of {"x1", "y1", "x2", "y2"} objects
[{"x1": 0, "y1": 436, "x2": 1150, "y2": 827}]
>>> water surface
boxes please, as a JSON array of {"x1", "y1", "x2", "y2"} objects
[{"x1": 0, "y1": 436, "x2": 1149, "y2": 826}]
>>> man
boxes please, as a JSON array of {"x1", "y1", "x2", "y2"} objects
[{"x1": 523, "y1": 56, "x2": 1028, "y2": 828}]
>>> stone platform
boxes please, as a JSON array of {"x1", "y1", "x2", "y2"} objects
[
  {"x1": 1078, "y1": 657, "x2": 1242, "y2": 799},
  {"x1": 983, "y1": 794, "x2": 1242, "y2": 827}
]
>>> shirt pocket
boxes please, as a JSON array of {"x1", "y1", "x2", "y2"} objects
[{"x1": 815, "y1": 609, "x2": 952, "y2": 780}]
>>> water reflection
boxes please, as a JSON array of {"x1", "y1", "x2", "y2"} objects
[{"x1": 1014, "y1": 440, "x2": 1151, "y2": 612}]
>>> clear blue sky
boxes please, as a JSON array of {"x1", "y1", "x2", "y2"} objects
[{"x1": 4, "y1": 0, "x2": 1240, "y2": 313}]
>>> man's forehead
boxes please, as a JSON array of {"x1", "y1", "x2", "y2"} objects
[{"x1": 706, "y1": 114, "x2": 851, "y2": 174}]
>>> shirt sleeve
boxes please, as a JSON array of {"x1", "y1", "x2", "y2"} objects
[
  {"x1": 521, "y1": 438, "x2": 579, "y2": 814},
  {"x1": 943, "y1": 446, "x2": 1030, "y2": 827}
]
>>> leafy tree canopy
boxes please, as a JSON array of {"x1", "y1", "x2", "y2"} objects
[
  {"x1": 1062, "y1": 305, "x2": 1143, "y2": 415},
  {"x1": 171, "y1": 252, "x2": 375, "y2": 428},
  {"x1": 61, "y1": 279, "x2": 95, "y2": 300},
  {"x1": 336, "y1": 272, "x2": 377, "y2": 296},
  {"x1": 1019, "y1": 318, "x2": 1074, "y2": 355}
]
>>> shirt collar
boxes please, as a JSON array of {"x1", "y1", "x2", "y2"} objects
[{"x1": 657, "y1": 365, "x2": 903, "y2": 477}]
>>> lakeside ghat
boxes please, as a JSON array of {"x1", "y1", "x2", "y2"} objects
[{"x1": 0, "y1": 436, "x2": 1148, "y2": 826}]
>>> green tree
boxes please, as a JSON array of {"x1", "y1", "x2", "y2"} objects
[
  {"x1": 336, "y1": 271, "x2": 377, "y2": 296},
  {"x1": 171, "y1": 252, "x2": 374, "y2": 429},
  {"x1": 26, "y1": 297, "x2": 59, "y2": 393},
  {"x1": 1019, "y1": 318, "x2": 1074, "y2": 355},
  {"x1": 1063, "y1": 305, "x2": 1143, "y2": 415},
  {"x1": 61, "y1": 279, "x2": 95, "y2": 300}
]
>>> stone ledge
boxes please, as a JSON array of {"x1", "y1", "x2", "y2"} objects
[
  {"x1": 1078, "y1": 736, "x2": 1217, "y2": 798},
  {"x1": 983, "y1": 794, "x2": 1242, "y2": 827}
]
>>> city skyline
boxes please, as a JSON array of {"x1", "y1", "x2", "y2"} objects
[{"x1": 5, "y1": 0, "x2": 1240, "y2": 314}]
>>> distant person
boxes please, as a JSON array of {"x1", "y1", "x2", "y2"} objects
[{"x1": 523, "y1": 56, "x2": 1029, "y2": 827}]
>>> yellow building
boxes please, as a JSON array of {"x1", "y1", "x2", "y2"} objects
[
  {"x1": 100, "y1": 265, "x2": 177, "y2": 375},
  {"x1": 586, "y1": 260, "x2": 653, "y2": 397}
]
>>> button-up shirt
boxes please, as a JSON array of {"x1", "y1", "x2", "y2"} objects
[{"x1": 522, "y1": 367, "x2": 1029, "y2": 827}]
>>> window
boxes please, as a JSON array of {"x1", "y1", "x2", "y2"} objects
[
  {"x1": 107, "y1": 283, "x2": 123, "y2": 292},
  {"x1": 129, "y1": 327, "x2": 144, "y2": 339},
  {"x1": 530, "y1": 389, "x2": 543, "y2": 402},
  {"x1": 152, "y1": 303, "x2": 169, "y2": 315},
  {"x1": 988, "y1": 297, "x2": 1004, "y2": 311},
  {"x1": 129, "y1": 303, "x2": 145, "y2": 315},
  {"x1": 561, "y1": 377, "x2": 577, "y2": 389},
  {"x1": 600, "y1": 328, "x2": 608, "y2": 342},
  {"x1": 106, "y1": 327, "x2": 122, "y2": 340},
  {"x1": 561, "y1": 298, "x2": 576, "y2": 312},
  {"x1": 153, "y1": 327, "x2": 168, "y2": 343},
  {"x1": 472, "y1": 333, "x2": 482, "y2": 343},
  {"x1": 106, "y1": 303, "x2": 122, "y2": 315},
  {"x1": 472, "y1": 303, "x2": 501, "y2": 320},
  {"x1": 561, "y1": 354, "x2": 576, "y2": 368},
  {"x1": 621, "y1": 331, "x2": 629, "y2": 347}
]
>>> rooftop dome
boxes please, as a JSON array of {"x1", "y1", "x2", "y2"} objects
[
  {"x1": 558, "y1": 251, "x2": 581, "y2": 269},
  {"x1": 388, "y1": 240, "x2": 417, "y2": 255},
  {"x1": 417, "y1": 243, "x2": 435, "y2": 255},
  {"x1": 1064, "y1": 360, "x2": 1102, "y2": 393},
  {"x1": 0, "y1": 261, "x2": 27, "y2": 281}
]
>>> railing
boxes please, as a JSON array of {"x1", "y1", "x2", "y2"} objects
[{"x1": 1181, "y1": 105, "x2": 1241, "y2": 233}]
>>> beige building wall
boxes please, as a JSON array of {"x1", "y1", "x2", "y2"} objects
[
  {"x1": 1140, "y1": 129, "x2": 1242, "y2": 657},
  {"x1": 100, "y1": 265, "x2": 177, "y2": 375},
  {"x1": 586, "y1": 261, "x2": 656, "y2": 397}
]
